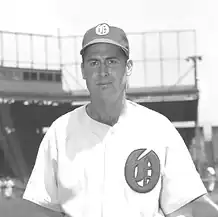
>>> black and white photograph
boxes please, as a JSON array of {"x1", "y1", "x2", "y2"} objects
[{"x1": 0, "y1": 0, "x2": 218, "y2": 216}]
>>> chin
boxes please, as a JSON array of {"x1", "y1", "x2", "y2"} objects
[{"x1": 101, "y1": 94, "x2": 119, "y2": 103}]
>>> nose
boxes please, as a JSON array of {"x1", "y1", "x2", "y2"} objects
[{"x1": 99, "y1": 62, "x2": 109, "y2": 77}]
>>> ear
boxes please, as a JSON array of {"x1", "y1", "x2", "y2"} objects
[
  {"x1": 81, "y1": 62, "x2": 86, "y2": 79},
  {"x1": 126, "y1": 59, "x2": 133, "y2": 76}
]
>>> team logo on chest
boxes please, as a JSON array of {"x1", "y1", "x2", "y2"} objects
[{"x1": 124, "y1": 148, "x2": 160, "y2": 193}]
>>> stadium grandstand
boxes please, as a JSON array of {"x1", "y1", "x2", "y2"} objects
[{"x1": 0, "y1": 29, "x2": 216, "y2": 198}]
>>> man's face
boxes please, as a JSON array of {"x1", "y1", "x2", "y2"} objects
[{"x1": 81, "y1": 43, "x2": 132, "y2": 101}]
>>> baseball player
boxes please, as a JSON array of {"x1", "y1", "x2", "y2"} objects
[
  {"x1": 206, "y1": 167, "x2": 216, "y2": 193},
  {"x1": 23, "y1": 23, "x2": 218, "y2": 217}
]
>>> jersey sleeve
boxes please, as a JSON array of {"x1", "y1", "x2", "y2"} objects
[
  {"x1": 159, "y1": 119, "x2": 207, "y2": 215},
  {"x1": 23, "y1": 123, "x2": 62, "y2": 212}
]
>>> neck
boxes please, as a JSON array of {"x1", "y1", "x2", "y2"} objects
[{"x1": 87, "y1": 92, "x2": 126, "y2": 126}]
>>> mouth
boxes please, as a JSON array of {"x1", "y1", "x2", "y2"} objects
[{"x1": 96, "y1": 82, "x2": 112, "y2": 86}]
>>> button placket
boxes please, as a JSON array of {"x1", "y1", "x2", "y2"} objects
[{"x1": 102, "y1": 125, "x2": 123, "y2": 217}]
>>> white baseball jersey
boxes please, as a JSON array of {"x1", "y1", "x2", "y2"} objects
[{"x1": 23, "y1": 100, "x2": 207, "y2": 217}]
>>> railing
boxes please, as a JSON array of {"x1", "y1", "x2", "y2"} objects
[{"x1": 0, "y1": 29, "x2": 198, "y2": 91}]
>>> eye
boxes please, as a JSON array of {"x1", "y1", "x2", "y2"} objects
[
  {"x1": 89, "y1": 60, "x2": 99, "y2": 67},
  {"x1": 107, "y1": 59, "x2": 119, "y2": 65}
]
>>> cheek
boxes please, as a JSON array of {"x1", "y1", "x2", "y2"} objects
[
  {"x1": 84, "y1": 69, "x2": 96, "y2": 80},
  {"x1": 85, "y1": 72, "x2": 98, "y2": 89},
  {"x1": 113, "y1": 70, "x2": 126, "y2": 85},
  {"x1": 120, "y1": 74, "x2": 127, "y2": 87}
]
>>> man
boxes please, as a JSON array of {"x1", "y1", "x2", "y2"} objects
[{"x1": 22, "y1": 23, "x2": 218, "y2": 217}]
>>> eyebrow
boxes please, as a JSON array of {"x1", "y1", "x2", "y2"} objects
[
  {"x1": 86, "y1": 56, "x2": 120, "y2": 61},
  {"x1": 106, "y1": 56, "x2": 120, "y2": 60},
  {"x1": 86, "y1": 58, "x2": 99, "y2": 62}
]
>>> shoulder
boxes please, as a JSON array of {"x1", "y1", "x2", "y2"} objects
[
  {"x1": 40, "y1": 105, "x2": 86, "y2": 151},
  {"x1": 47, "y1": 105, "x2": 86, "y2": 135},
  {"x1": 127, "y1": 100, "x2": 173, "y2": 129},
  {"x1": 126, "y1": 100, "x2": 180, "y2": 147},
  {"x1": 53, "y1": 105, "x2": 85, "y2": 127}
]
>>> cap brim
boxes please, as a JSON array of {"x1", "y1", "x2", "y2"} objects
[{"x1": 80, "y1": 38, "x2": 129, "y2": 57}]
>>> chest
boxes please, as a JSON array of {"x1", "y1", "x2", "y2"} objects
[{"x1": 56, "y1": 126, "x2": 166, "y2": 206}]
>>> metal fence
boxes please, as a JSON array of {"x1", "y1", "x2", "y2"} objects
[{"x1": 0, "y1": 30, "x2": 198, "y2": 91}]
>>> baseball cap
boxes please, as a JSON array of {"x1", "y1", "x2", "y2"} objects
[{"x1": 80, "y1": 23, "x2": 129, "y2": 58}]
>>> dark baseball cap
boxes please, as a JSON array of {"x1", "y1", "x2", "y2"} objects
[{"x1": 80, "y1": 23, "x2": 129, "y2": 58}]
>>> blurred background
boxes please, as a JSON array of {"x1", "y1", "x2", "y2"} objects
[{"x1": 0, "y1": 0, "x2": 218, "y2": 215}]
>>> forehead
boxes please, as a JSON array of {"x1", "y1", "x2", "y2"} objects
[{"x1": 83, "y1": 43, "x2": 126, "y2": 59}]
